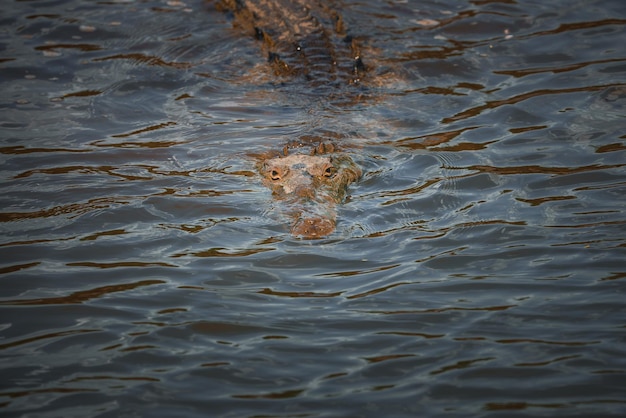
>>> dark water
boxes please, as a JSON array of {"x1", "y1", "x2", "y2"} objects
[{"x1": 1, "y1": 0, "x2": 625, "y2": 416}]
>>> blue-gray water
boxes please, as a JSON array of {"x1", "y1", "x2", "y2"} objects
[{"x1": 1, "y1": 0, "x2": 625, "y2": 416}]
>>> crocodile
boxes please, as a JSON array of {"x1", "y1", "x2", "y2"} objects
[
  {"x1": 258, "y1": 142, "x2": 361, "y2": 238},
  {"x1": 216, "y1": 0, "x2": 369, "y2": 238}
]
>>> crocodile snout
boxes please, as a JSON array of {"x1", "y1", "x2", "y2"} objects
[{"x1": 292, "y1": 216, "x2": 336, "y2": 239}]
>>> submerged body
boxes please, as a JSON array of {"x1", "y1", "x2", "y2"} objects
[
  {"x1": 217, "y1": 0, "x2": 368, "y2": 238},
  {"x1": 216, "y1": 0, "x2": 366, "y2": 86}
]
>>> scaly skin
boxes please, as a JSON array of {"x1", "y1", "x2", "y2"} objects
[{"x1": 216, "y1": 0, "x2": 366, "y2": 86}]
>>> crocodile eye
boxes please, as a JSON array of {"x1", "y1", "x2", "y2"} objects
[
  {"x1": 323, "y1": 165, "x2": 336, "y2": 178},
  {"x1": 269, "y1": 166, "x2": 289, "y2": 181}
]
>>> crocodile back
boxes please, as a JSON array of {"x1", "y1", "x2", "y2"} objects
[{"x1": 217, "y1": 0, "x2": 367, "y2": 89}]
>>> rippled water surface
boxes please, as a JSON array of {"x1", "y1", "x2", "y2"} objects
[{"x1": 1, "y1": 0, "x2": 626, "y2": 416}]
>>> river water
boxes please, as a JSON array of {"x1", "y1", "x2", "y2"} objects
[{"x1": 1, "y1": 0, "x2": 625, "y2": 416}]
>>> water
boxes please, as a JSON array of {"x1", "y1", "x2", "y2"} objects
[{"x1": 1, "y1": 0, "x2": 625, "y2": 416}]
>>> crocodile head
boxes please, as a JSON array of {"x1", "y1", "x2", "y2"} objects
[{"x1": 259, "y1": 145, "x2": 361, "y2": 239}]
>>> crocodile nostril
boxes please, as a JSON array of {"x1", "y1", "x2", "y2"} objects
[{"x1": 292, "y1": 216, "x2": 336, "y2": 239}]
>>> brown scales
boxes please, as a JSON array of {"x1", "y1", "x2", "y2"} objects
[{"x1": 216, "y1": 0, "x2": 367, "y2": 85}]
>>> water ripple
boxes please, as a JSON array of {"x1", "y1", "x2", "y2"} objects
[{"x1": 1, "y1": 0, "x2": 625, "y2": 416}]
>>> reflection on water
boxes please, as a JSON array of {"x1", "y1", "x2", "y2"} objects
[{"x1": 1, "y1": 0, "x2": 625, "y2": 416}]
